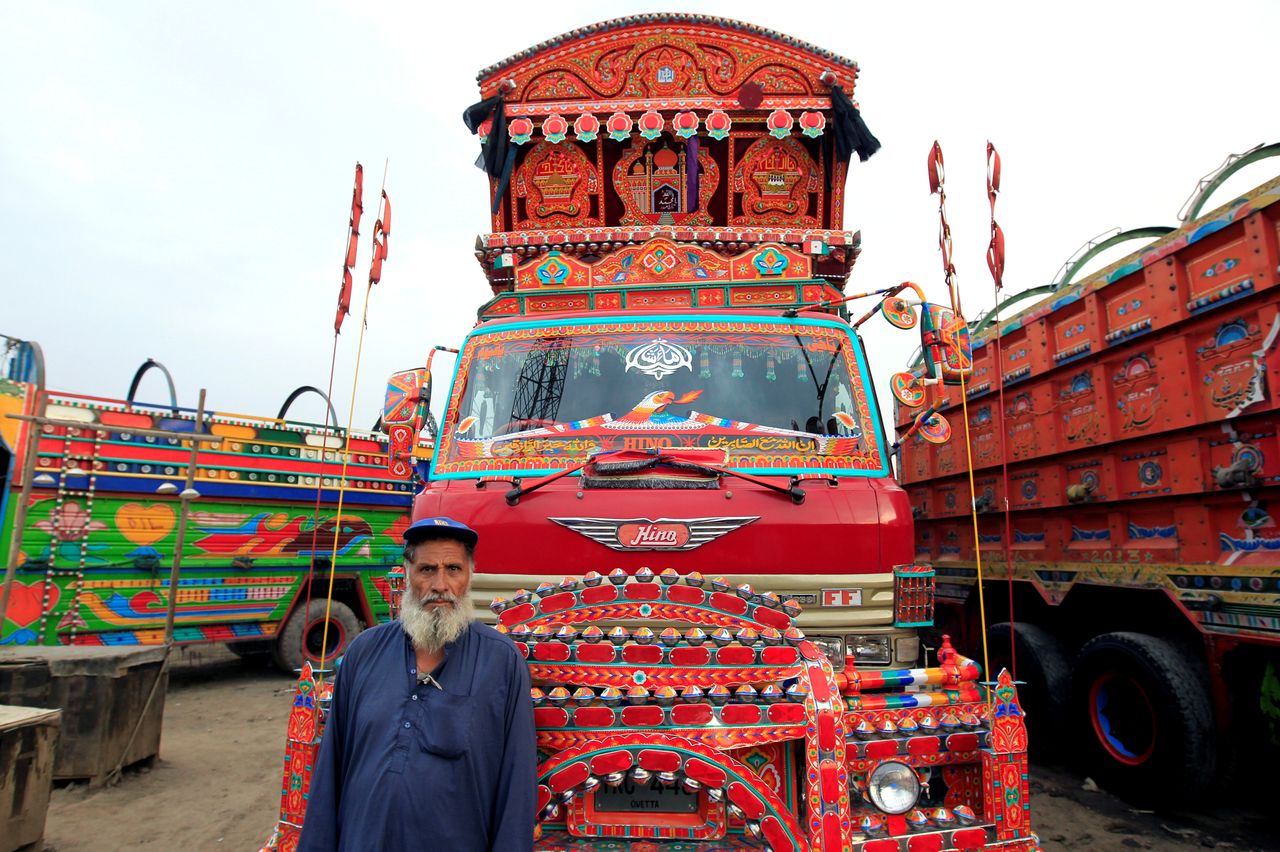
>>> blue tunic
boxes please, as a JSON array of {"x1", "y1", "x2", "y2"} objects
[{"x1": 298, "y1": 620, "x2": 536, "y2": 852}]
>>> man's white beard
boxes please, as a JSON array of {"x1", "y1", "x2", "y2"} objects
[{"x1": 399, "y1": 584, "x2": 473, "y2": 652}]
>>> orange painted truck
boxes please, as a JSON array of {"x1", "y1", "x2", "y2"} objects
[{"x1": 898, "y1": 162, "x2": 1280, "y2": 805}]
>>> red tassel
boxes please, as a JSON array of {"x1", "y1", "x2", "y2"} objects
[
  {"x1": 335, "y1": 163, "x2": 363, "y2": 334},
  {"x1": 927, "y1": 142, "x2": 944, "y2": 195},
  {"x1": 368, "y1": 220, "x2": 387, "y2": 285},
  {"x1": 344, "y1": 232, "x2": 358, "y2": 269},
  {"x1": 350, "y1": 163, "x2": 364, "y2": 233}
]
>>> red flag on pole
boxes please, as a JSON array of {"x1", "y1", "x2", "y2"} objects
[
  {"x1": 986, "y1": 142, "x2": 1005, "y2": 291},
  {"x1": 344, "y1": 231, "x2": 359, "y2": 269},
  {"x1": 368, "y1": 191, "x2": 390, "y2": 286},
  {"x1": 334, "y1": 267, "x2": 354, "y2": 333},
  {"x1": 379, "y1": 190, "x2": 390, "y2": 244},
  {"x1": 335, "y1": 163, "x2": 364, "y2": 334},
  {"x1": 350, "y1": 165, "x2": 364, "y2": 234}
]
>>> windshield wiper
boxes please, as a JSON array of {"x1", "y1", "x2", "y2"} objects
[
  {"x1": 676, "y1": 461, "x2": 806, "y2": 504},
  {"x1": 504, "y1": 450, "x2": 622, "y2": 506},
  {"x1": 505, "y1": 449, "x2": 805, "y2": 505},
  {"x1": 592, "y1": 450, "x2": 805, "y2": 504}
]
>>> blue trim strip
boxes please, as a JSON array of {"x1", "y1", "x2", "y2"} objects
[
  {"x1": 1188, "y1": 285, "x2": 1255, "y2": 316},
  {"x1": 1105, "y1": 325, "x2": 1154, "y2": 347}
]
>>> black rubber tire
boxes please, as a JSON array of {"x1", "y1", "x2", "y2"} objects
[
  {"x1": 986, "y1": 622, "x2": 1071, "y2": 761},
  {"x1": 271, "y1": 600, "x2": 362, "y2": 673},
  {"x1": 1069, "y1": 632, "x2": 1216, "y2": 807}
]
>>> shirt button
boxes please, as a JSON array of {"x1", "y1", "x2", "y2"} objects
[
  {"x1": 409, "y1": 668, "x2": 416, "y2": 674},
  {"x1": 411, "y1": 694, "x2": 418, "y2": 701},
  {"x1": 404, "y1": 721, "x2": 411, "y2": 728}
]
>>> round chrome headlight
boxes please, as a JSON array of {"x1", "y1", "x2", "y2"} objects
[{"x1": 867, "y1": 761, "x2": 920, "y2": 815}]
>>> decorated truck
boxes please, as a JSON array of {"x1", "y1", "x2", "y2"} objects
[
  {"x1": 264, "y1": 14, "x2": 1038, "y2": 852},
  {"x1": 0, "y1": 337, "x2": 421, "y2": 670},
  {"x1": 897, "y1": 163, "x2": 1280, "y2": 804}
]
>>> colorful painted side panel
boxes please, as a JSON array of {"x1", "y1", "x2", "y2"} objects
[
  {"x1": 1, "y1": 388, "x2": 422, "y2": 646},
  {"x1": 0, "y1": 498, "x2": 403, "y2": 645}
]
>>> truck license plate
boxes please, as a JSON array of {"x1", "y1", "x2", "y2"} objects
[
  {"x1": 594, "y1": 777, "x2": 699, "y2": 814},
  {"x1": 821, "y1": 588, "x2": 863, "y2": 607}
]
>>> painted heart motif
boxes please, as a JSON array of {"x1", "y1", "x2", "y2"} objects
[
  {"x1": 116, "y1": 503, "x2": 176, "y2": 546},
  {"x1": 5, "y1": 580, "x2": 55, "y2": 628}
]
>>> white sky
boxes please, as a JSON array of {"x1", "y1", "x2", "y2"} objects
[{"x1": 3, "y1": 1, "x2": 1278, "y2": 438}]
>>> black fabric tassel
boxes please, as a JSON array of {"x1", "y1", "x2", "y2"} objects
[
  {"x1": 581, "y1": 476, "x2": 719, "y2": 490},
  {"x1": 462, "y1": 94, "x2": 508, "y2": 178},
  {"x1": 491, "y1": 145, "x2": 516, "y2": 215},
  {"x1": 591, "y1": 457, "x2": 659, "y2": 474},
  {"x1": 829, "y1": 85, "x2": 881, "y2": 163}
]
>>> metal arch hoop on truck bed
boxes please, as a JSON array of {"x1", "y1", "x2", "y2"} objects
[
  {"x1": 1051, "y1": 226, "x2": 1175, "y2": 292},
  {"x1": 964, "y1": 226, "x2": 1175, "y2": 339},
  {"x1": 1180, "y1": 142, "x2": 1280, "y2": 223},
  {"x1": 125, "y1": 358, "x2": 179, "y2": 415},
  {"x1": 276, "y1": 385, "x2": 343, "y2": 436}
]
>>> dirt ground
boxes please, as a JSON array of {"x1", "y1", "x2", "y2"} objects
[{"x1": 38, "y1": 646, "x2": 1276, "y2": 851}]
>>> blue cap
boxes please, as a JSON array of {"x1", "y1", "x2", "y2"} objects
[{"x1": 403, "y1": 516, "x2": 479, "y2": 547}]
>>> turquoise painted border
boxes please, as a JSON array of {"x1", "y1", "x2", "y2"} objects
[{"x1": 429, "y1": 313, "x2": 890, "y2": 481}]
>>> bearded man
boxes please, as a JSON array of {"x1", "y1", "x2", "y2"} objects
[{"x1": 299, "y1": 517, "x2": 536, "y2": 852}]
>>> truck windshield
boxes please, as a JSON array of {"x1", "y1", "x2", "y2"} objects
[{"x1": 433, "y1": 318, "x2": 887, "y2": 477}]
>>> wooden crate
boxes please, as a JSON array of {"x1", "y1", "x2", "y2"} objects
[
  {"x1": 0, "y1": 646, "x2": 166, "y2": 786},
  {"x1": 0, "y1": 705, "x2": 60, "y2": 852}
]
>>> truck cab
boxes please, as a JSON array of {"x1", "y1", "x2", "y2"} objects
[{"x1": 415, "y1": 304, "x2": 922, "y2": 671}]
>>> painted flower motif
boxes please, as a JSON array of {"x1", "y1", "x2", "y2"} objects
[
  {"x1": 798, "y1": 110, "x2": 826, "y2": 138},
  {"x1": 606, "y1": 112, "x2": 633, "y2": 141},
  {"x1": 476, "y1": 118, "x2": 492, "y2": 145},
  {"x1": 573, "y1": 113, "x2": 600, "y2": 143},
  {"x1": 705, "y1": 110, "x2": 732, "y2": 140},
  {"x1": 637, "y1": 109, "x2": 664, "y2": 140},
  {"x1": 507, "y1": 117, "x2": 534, "y2": 145},
  {"x1": 753, "y1": 246, "x2": 790, "y2": 276},
  {"x1": 35, "y1": 501, "x2": 107, "y2": 542},
  {"x1": 541, "y1": 114, "x2": 568, "y2": 144},
  {"x1": 766, "y1": 109, "x2": 794, "y2": 139},
  {"x1": 672, "y1": 111, "x2": 699, "y2": 139}
]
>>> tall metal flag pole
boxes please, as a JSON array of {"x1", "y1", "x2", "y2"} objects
[
  {"x1": 298, "y1": 163, "x2": 363, "y2": 669},
  {"x1": 986, "y1": 142, "x2": 1018, "y2": 678},
  {"x1": 928, "y1": 141, "x2": 992, "y2": 691},
  {"x1": 317, "y1": 160, "x2": 390, "y2": 679}
]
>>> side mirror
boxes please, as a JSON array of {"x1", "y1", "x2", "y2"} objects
[
  {"x1": 919, "y1": 303, "x2": 972, "y2": 386},
  {"x1": 383, "y1": 368, "x2": 430, "y2": 480},
  {"x1": 383, "y1": 368, "x2": 430, "y2": 428},
  {"x1": 890, "y1": 371, "x2": 926, "y2": 407},
  {"x1": 880, "y1": 295, "x2": 918, "y2": 329}
]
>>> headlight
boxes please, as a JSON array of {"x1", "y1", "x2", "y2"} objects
[
  {"x1": 867, "y1": 761, "x2": 920, "y2": 815},
  {"x1": 846, "y1": 634, "x2": 892, "y2": 665},
  {"x1": 809, "y1": 635, "x2": 845, "y2": 671}
]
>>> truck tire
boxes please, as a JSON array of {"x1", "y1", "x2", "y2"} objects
[
  {"x1": 1069, "y1": 632, "x2": 1215, "y2": 806},
  {"x1": 985, "y1": 622, "x2": 1070, "y2": 761},
  {"x1": 272, "y1": 600, "x2": 362, "y2": 674}
]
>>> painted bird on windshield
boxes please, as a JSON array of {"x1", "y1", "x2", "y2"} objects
[{"x1": 614, "y1": 390, "x2": 703, "y2": 424}]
